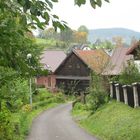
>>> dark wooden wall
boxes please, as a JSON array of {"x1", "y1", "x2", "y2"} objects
[{"x1": 55, "y1": 52, "x2": 90, "y2": 76}]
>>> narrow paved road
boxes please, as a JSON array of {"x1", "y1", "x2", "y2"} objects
[{"x1": 27, "y1": 103, "x2": 97, "y2": 140}]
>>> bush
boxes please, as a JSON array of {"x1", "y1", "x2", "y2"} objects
[
  {"x1": 87, "y1": 72, "x2": 109, "y2": 112},
  {"x1": 0, "y1": 102, "x2": 15, "y2": 140},
  {"x1": 22, "y1": 104, "x2": 32, "y2": 112},
  {"x1": 73, "y1": 102, "x2": 86, "y2": 111},
  {"x1": 33, "y1": 88, "x2": 53, "y2": 102},
  {"x1": 0, "y1": 77, "x2": 30, "y2": 112},
  {"x1": 118, "y1": 61, "x2": 140, "y2": 84}
]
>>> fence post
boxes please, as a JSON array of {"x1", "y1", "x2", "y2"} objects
[
  {"x1": 110, "y1": 82, "x2": 113, "y2": 98},
  {"x1": 115, "y1": 84, "x2": 120, "y2": 102},
  {"x1": 122, "y1": 85, "x2": 128, "y2": 105},
  {"x1": 132, "y1": 83, "x2": 139, "y2": 108}
]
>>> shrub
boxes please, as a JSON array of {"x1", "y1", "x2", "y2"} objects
[
  {"x1": 0, "y1": 77, "x2": 30, "y2": 112},
  {"x1": 73, "y1": 102, "x2": 86, "y2": 111},
  {"x1": 87, "y1": 72, "x2": 109, "y2": 112},
  {"x1": 118, "y1": 61, "x2": 140, "y2": 84},
  {"x1": 22, "y1": 104, "x2": 32, "y2": 112},
  {"x1": 0, "y1": 102, "x2": 15, "y2": 140}
]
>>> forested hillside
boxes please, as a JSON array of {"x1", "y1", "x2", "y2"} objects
[{"x1": 88, "y1": 28, "x2": 140, "y2": 44}]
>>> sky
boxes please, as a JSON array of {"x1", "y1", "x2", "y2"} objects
[{"x1": 52, "y1": 0, "x2": 140, "y2": 32}]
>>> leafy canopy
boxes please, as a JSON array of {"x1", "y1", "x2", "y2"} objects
[{"x1": 0, "y1": 0, "x2": 109, "y2": 31}]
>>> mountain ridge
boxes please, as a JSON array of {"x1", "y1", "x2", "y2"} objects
[{"x1": 88, "y1": 28, "x2": 140, "y2": 44}]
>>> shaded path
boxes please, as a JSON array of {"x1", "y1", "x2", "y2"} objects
[{"x1": 27, "y1": 103, "x2": 97, "y2": 140}]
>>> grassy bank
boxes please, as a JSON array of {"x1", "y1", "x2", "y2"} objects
[
  {"x1": 11, "y1": 89, "x2": 65, "y2": 140},
  {"x1": 72, "y1": 101, "x2": 140, "y2": 140}
]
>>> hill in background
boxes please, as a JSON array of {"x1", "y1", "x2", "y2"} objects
[{"x1": 88, "y1": 28, "x2": 140, "y2": 44}]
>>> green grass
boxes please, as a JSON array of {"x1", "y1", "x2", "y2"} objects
[
  {"x1": 35, "y1": 38, "x2": 67, "y2": 50},
  {"x1": 72, "y1": 101, "x2": 140, "y2": 140}
]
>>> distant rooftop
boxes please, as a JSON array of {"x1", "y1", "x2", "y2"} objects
[
  {"x1": 102, "y1": 47, "x2": 133, "y2": 75},
  {"x1": 40, "y1": 50, "x2": 66, "y2": 72}
]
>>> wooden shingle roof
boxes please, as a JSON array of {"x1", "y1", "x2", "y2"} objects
[{"x1": 74, "y1": 49, "x2": 110, "y2": 73}]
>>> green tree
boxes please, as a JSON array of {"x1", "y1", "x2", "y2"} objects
[
  {"x1": 78, "y1": 25, "x2": 89, "y2": 34},
  {"x1": 60, "y1": 28, "x2": 74, "y2": 43},
  {"x1": 92, "y1": 40, "x2": 114, "y2": 49},
  {"x1": 0, "y1": 0, "x2": 109, "y2": 31},
  {"x1": 118, "y1": 61, "x2": 140, "y2": 85}
]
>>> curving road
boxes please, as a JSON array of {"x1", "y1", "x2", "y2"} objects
[{"x1": 27, "y1": 103, "x2": 97, "y2": 140}]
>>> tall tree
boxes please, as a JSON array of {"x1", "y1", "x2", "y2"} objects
[
  {"x1": 73, "y1": 31, "x2": 87, "y2": 43},
  {"x1": 60, "y1": 28, "x2": 74, "y2": 43},
  {"x1": 112, "y1": 36, "x2": 124, "y2": 48},
  {"x1": 78, "y1": 25, "x2": 89, "y2": 34}
]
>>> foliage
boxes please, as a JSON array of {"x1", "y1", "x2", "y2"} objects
[
  {"x1": 38, "y1": 28, "x2": 60, "y2": 40},
  {"x1": 0, "y1": 10, "x2": 42, "y2": 76},
  {"x1": 112, "y1": 36, "x2": 124, "y2": 48},
  {"x1": 72, "y1": 102, "x2": 89, "y2": 118},
  {"x1": 78, "y1": 25, "x2": 89, "y2": 34},
  {"x1": 22, "y1": 104, "x2": 32, "y2": 112},
  {"x1": 118, "y1": 61, "x2": 140, "y2": 85},
  {"x1": 1, "y1": 0, "x2": 109, "y2": 31},
  {"x1": 58, "y1": 80, "x2": 80, "y2": 96},
  {"x1": 0, "y1": 76, "x2": 30, "y2": 112},
  {"x1": 0, "y1": 103, "x2": 15, "y2": 140},
  {"x1": 92, "y1": 39, "x2": 115, "y2": 49},
  {"x1": 0, "y1": 0, "x2": 67, "y2": 31},
  {"x1": 72, "y1": 101, "x2": 140, "y2": 140},
  {"x1": 37, "y1": 27, "x2": 89, "y2": 50},
  {"x1": 73, "y1": 31, "x2": 88, "y2": 43},
  {"x1": 75, "y1": 0, "x2": 109, "y2": 8},
  {"x1": 87, "y1": 72, "x2": 109, "y2": 112},
  {"x1": 60, "y1": 28, "x2": 74, "y2": 43}
]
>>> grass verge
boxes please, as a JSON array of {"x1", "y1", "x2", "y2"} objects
[{"x1": 72, "y1": 101, "x2": 140, "y2": 140}]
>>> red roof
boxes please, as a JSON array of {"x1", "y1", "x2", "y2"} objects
[
  {"x1": 74, "y1": 49, "x2": 110, "y2": 73},
  {"x1": 40, "y1": 50, "x2": 66, "y2": 72},
  {"x1": 102, "y1": 47, "x2": 133, "y2": 75},
  {"x1": 126, "y1": 41, "x2": 140, "y2": 55}
]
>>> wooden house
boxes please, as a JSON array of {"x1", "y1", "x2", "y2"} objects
[
  {"x1": 126, "y1": 41, "x2": 140, "y2": 59},
  {"x1": 126, "y1": 41, "x2": 140, "y2": 70},
  {"x1": 54, "y1": 49, "x2": 109, "y2": 93},
  {"x1": 36, "y1": 50, "x2": 66, "y2": 91}
]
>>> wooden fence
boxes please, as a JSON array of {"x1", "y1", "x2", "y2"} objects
[{"x1": 110, "y1": 82, "x2": 140, "y2": 108}]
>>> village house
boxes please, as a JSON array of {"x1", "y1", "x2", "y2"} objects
[
  {"x1": 126, "y1": 41, "x2": 140, "y2": 70},
  {"x1": 36, "y1": 50, "x2": 66, "y2": 91},
  {"x1": 126, "y1": 41, "x2": 140, "y2": 59},
  {"x1": 102, "y1": 47, "x2": 133, "y2": 76},
  {"x1": 54, "y1": 49, "x2": 109, "y2": 94}
]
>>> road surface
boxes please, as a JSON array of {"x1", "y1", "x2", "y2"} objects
[{"x1": 27, "y1": 103, "x2": 97, "y2": 140}]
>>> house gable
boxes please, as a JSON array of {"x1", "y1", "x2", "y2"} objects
[{"x1": 55, "y1": 51, "x2": 90, "y2": 77}]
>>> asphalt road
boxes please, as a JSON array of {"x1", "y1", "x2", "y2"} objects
[{"x1": 27, "y1": 103, "x2": 98, "y2": 140}]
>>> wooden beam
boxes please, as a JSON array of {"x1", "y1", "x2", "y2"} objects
[{"x1": 56, "y1": 76, "x2": 91, "y2": 80}]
